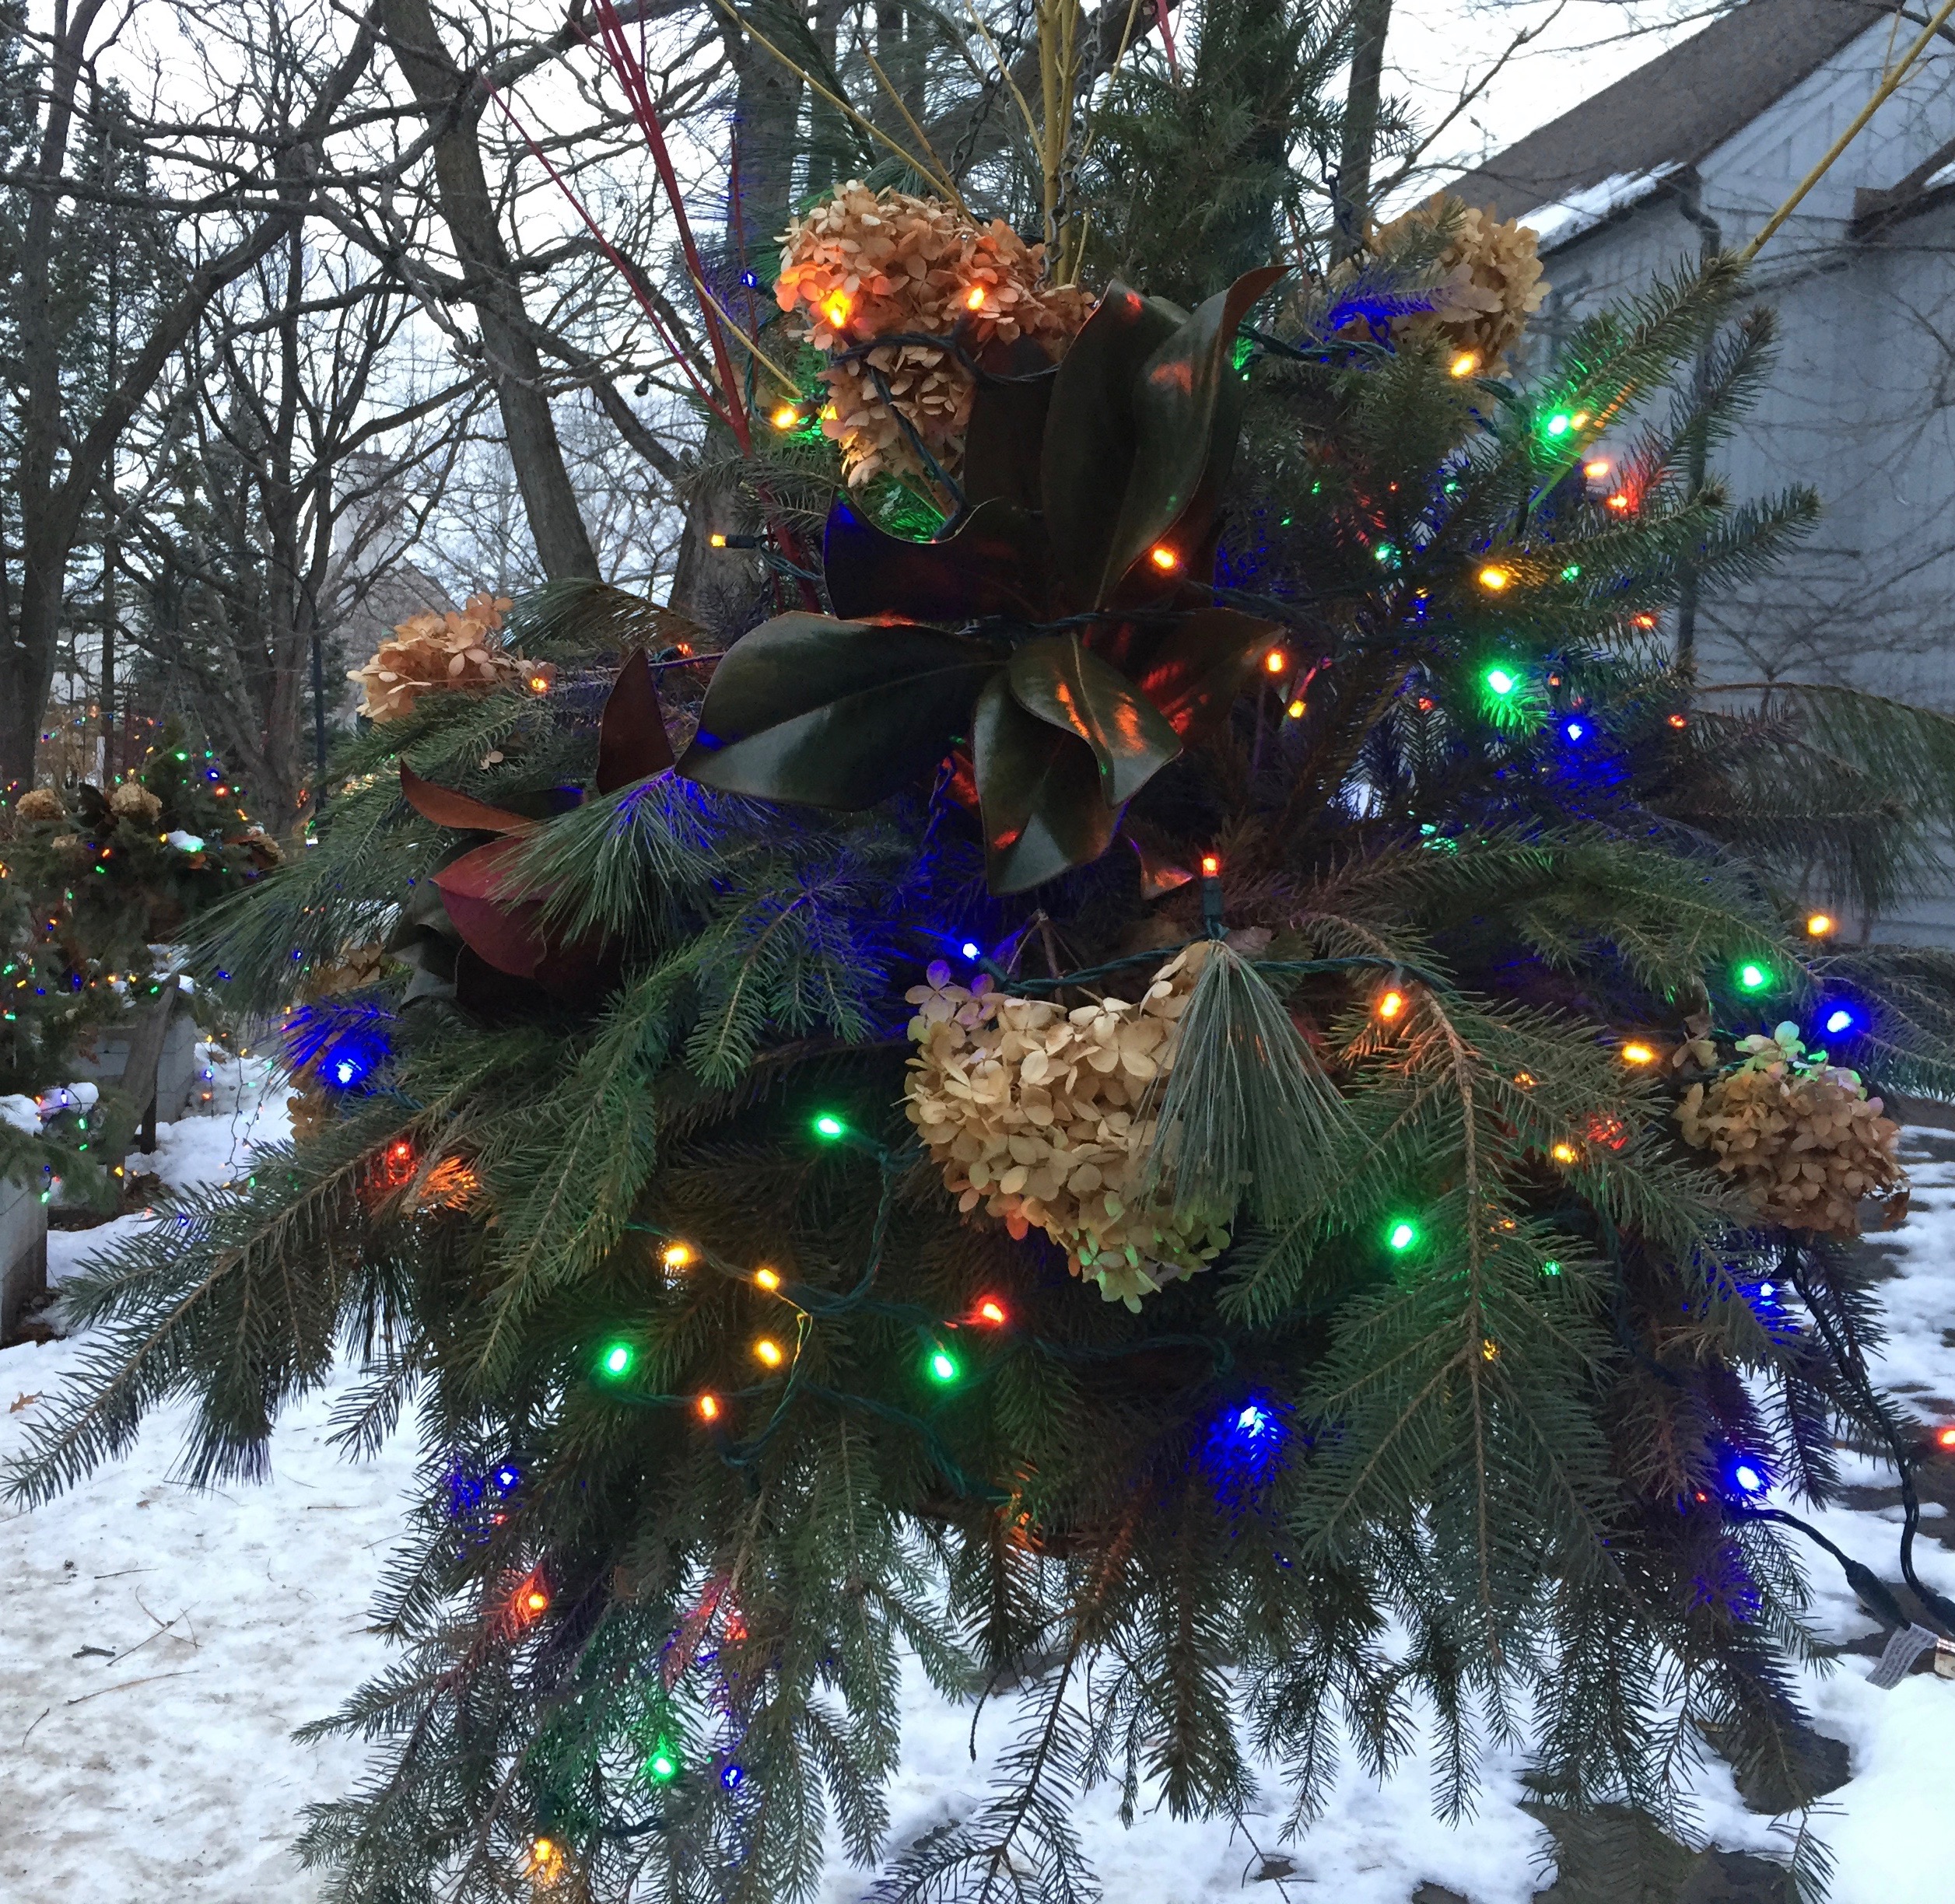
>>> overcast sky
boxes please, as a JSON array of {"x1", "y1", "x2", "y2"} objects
[{"x1": 1389, "y1": 0, "x2": 1724, "y2": 188}]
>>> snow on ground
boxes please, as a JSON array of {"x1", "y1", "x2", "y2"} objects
[{"x1": 5, "y1": 1093, "x2": 1955, "y2": 1902}]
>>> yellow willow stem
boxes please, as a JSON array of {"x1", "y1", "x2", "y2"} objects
[{"x1": 1739, "y1": 0, "x2": 1955, "y2": 264}]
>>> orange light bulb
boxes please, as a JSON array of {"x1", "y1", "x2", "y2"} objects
[
  {"x1": 696, "y1": 1392, "x2": 720, "y2": 1422},
  {"x1": 1148, "y1": 544, "x2": 1179, "y2": 572},
  {"x1": 965, "y1": 285, "x2": 986, "y2": 310},
  {"x1": 1937, "y1": 1425, "x2": 1955, "y2": 1451},
  {"x1": 1583, "y1": 458, "x2": 1610, "y2": 479},
  {"x1": 1200, "y1": 852, "x2": 1221, "y2": 877},
  {"x1": 1377, "y1": 989, "x2": 1406, "y2": 1021},
  {"x1": 1263, "y1": 648, "x2": 1288, "y2": 675},
  {"x1": 1668, "y1": 713, "x2": 1689, "y2": 730},
  {"x1": 976, "y1": 1297, "x2": 1007, "y2": 1325},
  {"x1": 1606, "y1": 492, "x2": 1631, "y2": 511}
]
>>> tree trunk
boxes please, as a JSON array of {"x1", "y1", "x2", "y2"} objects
[
  {"x1": 1, "y1": 0, "x2": 384, "y2": 791},
  {"x1": 1333, "y1": 0, "x2": 1393, "y2": 258},
  {"x1": 377, "y1": 0, "x2": 598, "y2": 582}
]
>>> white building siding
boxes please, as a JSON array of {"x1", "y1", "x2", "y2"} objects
[{"x1": 1510, "y1": 21, "x2": 1955, "y2": 943}]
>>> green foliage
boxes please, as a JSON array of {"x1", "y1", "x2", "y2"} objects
[{"x1": 9, "y1": 221, "x2": 1954, "y2": 1904}]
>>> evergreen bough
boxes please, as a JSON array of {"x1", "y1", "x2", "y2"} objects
[{"x1": 12, "y1": 219, "x2": 1955, "y2": 1904}]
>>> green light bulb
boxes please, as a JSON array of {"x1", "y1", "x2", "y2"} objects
[
  {"x1": 927, "y1": 1348, "x2": 959, "y2": 1384},
  {"x1": 813, "y1": 1113, "x2": 845, "y2": 1140},
  {"x1": 1736, "y1": 961, "x2": 1772, "y2": 993},
  {"x1": 646, "y1": 1743, "x2": 678, "y2": 1782},
  {"x1": 1545, "y1": 411, "x2": 1573, "y2": 436},
  {"x1": 1541, "y1": 1259, "x2": 1563, "y2": 1277},
  {"x1": 1484, "y1": 667, "x2": 1517, "y2": 698},
  {"x1": 600, "y1": 1341, "x2": 633, "y2": 1378},
  {"x1": 1386, "y1": 1220, "x2": 1418, "y2": 1253}
]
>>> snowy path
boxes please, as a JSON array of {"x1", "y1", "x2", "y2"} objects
[{"x1": 5, "y1": 1107, "x2": 1955, "y2": 1902}]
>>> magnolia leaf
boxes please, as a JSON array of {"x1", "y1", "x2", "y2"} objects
[
  {"x1": 1040, "y1": 282, "x2": 1186, "y2": 612},
  {"x1": 963, "y1": 333, "x2": 1062, "y2": 512},
  {"x1": 1124, "y1": 607, "x2": 1285, "y2": 739},
  {"x1": 823, "y1": 495, "x2": 1047, "y2": 624},
  {"x1": 1006, "y1": 635, "x2": 1181, "y2": 804},
  {"x1": 678, "y1": 614, "x2": 1003, "y2": 808},
  {"x1": 1101, "y1": 265, "x2": 1288, "y2": 605},
  {"x1": 595, "y1": 648, "x2": 674, "y2": 793},
  {"x1": 398, "y1": 765, "x2": 531, "y2": 835},
  {"x1": 972, "y1": 674, "x2": 1121, "y2": 893},
  {"x1": 432, "y1": 836, "x2": 612, "y2": 996}
]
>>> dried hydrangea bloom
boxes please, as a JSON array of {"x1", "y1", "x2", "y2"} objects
[
  {"x1": 904, "y1": 947, "x2": 1228, "y2": 1309},
  {"x1": 15, "y1": 786, "x2": 65, "y2": 822},
  {"x1": 1676, "y1": 1021, "x2": 1907, "y2": 1237},
  {"x1": 1356, "y1": 194, "x2": 1548, "y2": 377},
  {"x1": 776, "y1": 182, "x2": 1089, "y2": 489},
  {"x1": 108, "y1": 780, "x2": 163, "y2": 823},
  {"x1": 347, "y1": 591, "x2": 530, "y2": 723}
]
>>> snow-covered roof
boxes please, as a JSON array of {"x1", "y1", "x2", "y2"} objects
[
  {"x1": 1446, "y1": 0, "x2": 1887, "y2": 229},
  {"x1": 1518, "y1": 164, "x2": 1682, "y2": 251}
]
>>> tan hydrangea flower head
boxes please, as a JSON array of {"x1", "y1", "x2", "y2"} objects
[
  {"x1": 1354, "y1": 194, "x2": 1548, "y2": 378},
  {"x1": 348, "y1": 591, "x2": 532, "y2": 723},
  {"x1": 108, "y1": 780, "x2": 163, "y2": 824},
  {"x1": 904, "y1": 947, "x2": 1228, "y2": 1310},
  {"x1": 776, "y1": 183, "x2": 1089, "y2": 489},
  {"x1": 1676, "y1": 1021, "x2": 1908, "y2": 1237},
  {"x1": 15, "y1": 786, "x2": 65, "y2": 822}
]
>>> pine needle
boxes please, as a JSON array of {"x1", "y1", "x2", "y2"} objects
[{"x1": 1136, "y1": 941, "x2": 1349, "y2": 1226}]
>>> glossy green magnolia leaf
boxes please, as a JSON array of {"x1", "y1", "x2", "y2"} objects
[
  {"x1": 1040, "y1": 282, "x2": 1186, "y2": 613},
  {"x1": 963, "y1": 333, "x2": 1063, "y2": 513},
  {"x1": 1118, "y1": 608, "x2": 1285, "y2": 740},
  {"x1": 1100, "y1": 265, "x2": 1288, "y2": 606},
  {"x1": 1007, "y1": 635, "x2": 1181, "y2": 804},
  {"x1": 677, "y1": 614, "x2": 1003, "y2": 808},
  {"x1": 823, "y1": 495, "x2": 1047, "y2": 625},
  {"x1": 972, "y1": 674, "x2": 1121, "y2": 893}
]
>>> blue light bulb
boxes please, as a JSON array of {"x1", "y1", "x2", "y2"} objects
[
  {"x1": 1563, "y1": 719, "x2": 1585, "y2": 742},
  {"x1": 1824, "y1": 1008, "x2": 1853, "y2": 1035},
  {"x1": 1733, "y1": 1463, "x2": 1764, "y2": 1494},
  {"x1": 961, "y1": 941, "x2": 980, "y2": 960}
]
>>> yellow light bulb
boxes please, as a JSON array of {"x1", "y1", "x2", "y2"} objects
[
  {"x1": 1620, "y1": 1041, "x2": 1656, "y2": 1066},
  {"x1": 770, "y1": 404, "x2": 801, "y2": 431},
  {"x1": 709, "y1": 532, "x2": 727, "y2": 548},
  {"x1": 822, "y1": 294, "x2": 850, "y2": 329},
  {"x1": 753, "y1": 1337, "x2": 783, "y2": 1368},
  {"x1": 1550, "y1": 1141, "x2": 1580, "y2": 1165},
  {"x1": 1478, "y1": 565, "x2": 1511, "y2": 591},
  {"x1": 1806, "y1": 912, "x2": 1835, "y2": 937},
  {"x1": 661, "y1": 1241, "x2": 694, "y2": 1271},
  {"x1": 753, "y1": 1267, "x2": 781, "y2": 1292},
  {"x1": 1286, "y1": 698, "x2": 1307, "y2": 719},
  {"x1": 1449, "y1": 350, "x2": 1478, "y2": 378}
]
